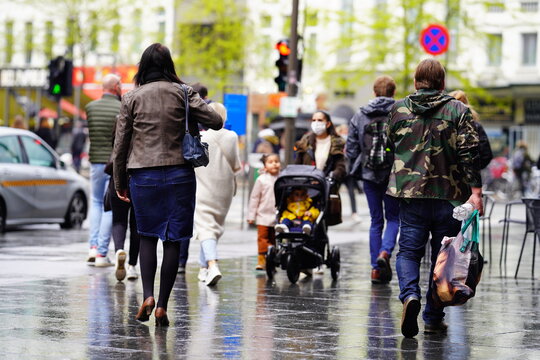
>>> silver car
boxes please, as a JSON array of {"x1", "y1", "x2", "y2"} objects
[{"x1": 0, "y1": 126, "x2": 89, "y2": 232}]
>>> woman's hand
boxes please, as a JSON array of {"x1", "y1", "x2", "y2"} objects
[
  {"x1": 116, "y1": 189, "x2": 130, "y2": 203},
  {"x1": 247, "y1": 220, "x2": 255, "y2": 225},
  {"x1": 304, "y1": 211, "x2": 312, "y2": 218}
]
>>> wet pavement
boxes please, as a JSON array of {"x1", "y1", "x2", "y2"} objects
[{"x1": 0, "y1": 197, "x2": 539, "y2": 359}]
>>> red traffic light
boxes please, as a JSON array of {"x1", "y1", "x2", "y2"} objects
[{"x1": 275, "y1": 41, "x2": 290, "y2": 56}]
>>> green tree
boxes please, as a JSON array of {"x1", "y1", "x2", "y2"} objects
[{"x1": 174, "y1": 0, "x2": 250, "y2": 95}]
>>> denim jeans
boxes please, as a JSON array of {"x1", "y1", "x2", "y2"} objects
[
  {"x1": 199, "y1": 238, "x2": 217, "y2": 267},
  {"x1": 363, "y1": 180, "x2": 400, "y2": 269},
  {"x1": 396, "y1": 198, "x2": 461, "y2": 325},
  {"x1": 88, "y1": 163, "x2": 112, "y2": 256}
]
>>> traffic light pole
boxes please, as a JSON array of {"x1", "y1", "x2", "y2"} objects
[{"x1": 284, "y1": 0, "x2": 299, "y2": 165}]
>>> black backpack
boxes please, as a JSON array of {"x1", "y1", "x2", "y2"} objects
[{"x1": 362, "y1": 115, "x2": 393, "y2": 170}]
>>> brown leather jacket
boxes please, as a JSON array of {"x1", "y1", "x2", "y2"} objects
[
  {"x1": 113, "y1": 81, "x2": 222, "y2": 191},
  {"x1": 294, "y1": 133, "x2": 346, "y2": 184}
]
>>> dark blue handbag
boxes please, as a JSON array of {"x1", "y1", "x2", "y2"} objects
[{"x1": 181, "y1": 85, "x2": 209, "y2": 167}]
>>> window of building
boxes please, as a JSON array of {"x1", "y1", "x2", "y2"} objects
[
  {"x1": 521, "y1": 1, "x2": 539, "y2": 12},
  {"x1": 25, "y1": 22, "x2": 33, "y2": 64},
  {"x1": 44, "y1": 21, "x2": 53, "y2": 59},
  {"x1": 487, "y1": 2, "x2": 505, "y2": 12},
  {"x1": 5, "y1": 21, "x2": 14, "y2": 64},
  {"x1": 522, "y1": 33, "x2": 537, "y2": 66},
  {"x1": 487, "y1": 34, "x2": 502, "y2": 66}
]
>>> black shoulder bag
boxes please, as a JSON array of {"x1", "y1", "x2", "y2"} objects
[{"x1": 181, "y1": 85, "x2": 209, "y2": 167}]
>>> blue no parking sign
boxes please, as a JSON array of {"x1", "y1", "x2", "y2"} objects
[{"x1": 420, "y1": 24, "x2": 450, "y2": 56}]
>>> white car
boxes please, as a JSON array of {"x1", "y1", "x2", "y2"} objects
[{"x1": 0, "y1": 127, "x2": 89, "y2": 232}]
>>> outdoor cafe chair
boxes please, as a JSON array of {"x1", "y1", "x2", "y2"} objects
[
  {"x1": 498, "y1": 200, "x2": 529, "y2": 269},
  {"x1": 480, "y1": 193, "x2": 496, "y2": 263},
  {"x1": 514, "y1": 198, "x2": 540, "y2": 279}
]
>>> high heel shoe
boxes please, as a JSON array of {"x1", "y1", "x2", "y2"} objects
[
  {"x1": 155, "y1": 307, "x2": 169, "y2": 327},
  {"x1": 135, "y1": 297, "x2": 155, "y2": 322}
]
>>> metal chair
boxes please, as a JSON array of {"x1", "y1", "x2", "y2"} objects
[
  {"x1": 498, "y1": 200, "x2": 528, "y2": 269},
  {"x1": 515, "y1": 198, "x2": 540, "y2": 278},
  {"x1": 480, "y1": 193, "x2": 496, "y2": 263}
]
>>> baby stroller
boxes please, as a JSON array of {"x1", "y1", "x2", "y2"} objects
[{"x1": 266, "y1": 165, "x2": 340, "y2": 283}]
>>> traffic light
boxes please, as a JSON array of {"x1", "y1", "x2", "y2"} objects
[
  {"x1": 48, "y1": 56, "x2": 73, "y2": 98},
  {"x1": 274, "y1": 40, "x2": 289, "y2": 92}
]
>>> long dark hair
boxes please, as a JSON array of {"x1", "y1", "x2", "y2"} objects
[
  {"x1": 314, "y1": 110, "x2": 337, "y2": 136},
  {"x1": 133, "y1": 43, "x2": 183, "y2": 86}
]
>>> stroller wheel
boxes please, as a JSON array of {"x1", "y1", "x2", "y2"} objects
[
  {"x1": 286, "y1": 254, "x2": 300, "y2": 284},
  {"x1": 330, "y1": 246, "x2": 340, "y2": 281},
  {"x1": 266, "y1": 246, "x2": 277, "y2": 279}
]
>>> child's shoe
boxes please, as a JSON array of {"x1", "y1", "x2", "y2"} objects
[
  {"x1": 274, "y1": 224, "x2": 289, "y2": 233},
  {"x1": 302, "y1": 223, "x2": 312, "y2": 235},
  {"x1": 255, "y1": 255, "x2": 266, "y2": 270}
]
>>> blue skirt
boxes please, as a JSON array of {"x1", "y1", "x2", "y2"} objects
[{"x1": 129, "y1": 165, "x2": 196, "y2": 242}]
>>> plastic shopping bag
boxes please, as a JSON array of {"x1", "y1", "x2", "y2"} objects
[{"x1": 432, "y1": 210, "x2": 484, "y2": 306}]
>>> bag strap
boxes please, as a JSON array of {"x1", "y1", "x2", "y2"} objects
[
  {"x1": 460, "y1": 210, "x2": 480, "y2": 252},
  {"x1": 182, "y1": 85, "x2": 190, "y2": 134}
]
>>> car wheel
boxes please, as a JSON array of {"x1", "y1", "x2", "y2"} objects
[
  {"x1": 0, "y1": 199, "x2": 6, "y2": 234},
  {"x1": 61, "y1": 192, "x2": 87, "y2": 229}
]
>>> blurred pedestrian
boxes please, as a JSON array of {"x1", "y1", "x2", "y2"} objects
[
  {"x1": 247, "y1": 153, "x2": 281, "y2": 270},
  {"x1": 36, "y1": 117, "x2": 57, "y2": 149},
  {"x1": 449, "y1": 90, "x2": 493, "y2": 171},
  {"x1": 511, "y1": 140, "x2": 533, "y2": 195},
  {"x1": 387, "y1": 59, "x2": 483, "y2": 338},
  {"x1": 253, "y1": 127, "x2": 280, "y2": 154},
  {"x1": 85, "y1": 74, "x2": 122, "y2": 267},
  {"x1": 12, "y1": 115, "x2": 27, "y2": 129},
  {"x1": 347, "y1": 75, "x2": 399, "y2": 285},
  {"x1": 337, "y1": 123, "x2": 363, "y2": 223},
  {"x1": 113, "y1": 43, "x2": 222, "y2": 326},
  {"x1": 70, "y1": 120, "x2": 87, "y2": 173},
  {"x1": 192, "y1": 102, "x2": 241, "y2": 286},
  {"x1": 192, "y1": 82, "x2": 211, "y2": 104}
]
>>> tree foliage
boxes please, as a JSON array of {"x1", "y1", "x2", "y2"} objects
[{"x1": 174, "y1": 0, "x2": 250, "y2": 95}]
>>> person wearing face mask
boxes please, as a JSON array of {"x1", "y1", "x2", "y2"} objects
[{"x1": 295, "y1": 110, "x2": 346, "y2": 184}]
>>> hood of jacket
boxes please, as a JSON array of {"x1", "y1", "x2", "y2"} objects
[
  {"x1": 406, "y1": 89, "x2": 453, "y2": 115},
  {"x1": 296, "y1": 133, "x2": 345, "y2": 156},
  {"x1": 360, "y1": 96, "x2": 395, "y2": 116}
]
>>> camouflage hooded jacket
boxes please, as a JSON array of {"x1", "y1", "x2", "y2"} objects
[{"x1": 386, "y1": 89, "x2": 481, "y2": 202}]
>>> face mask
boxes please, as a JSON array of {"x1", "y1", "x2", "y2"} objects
[{"x1": 311, "y1": 121, "x2": 327, "y2": 135}]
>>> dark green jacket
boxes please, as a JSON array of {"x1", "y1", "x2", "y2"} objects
[
  {"x1": 387, "y1": 89, "x2": 481, "y2": 203},
  {"x1": 86, "y1": 93, "x2": 121, "y2": 163}
]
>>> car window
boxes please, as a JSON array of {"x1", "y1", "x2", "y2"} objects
[
  {"x1": 20, "y1": 136, "x2": 56, "y2": 168},
  {"x1": 0, "y1": 135, "x2": 23, "y2": 164}
]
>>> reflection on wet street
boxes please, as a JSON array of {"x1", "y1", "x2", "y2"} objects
[{"x1": 0, "y1": 240, "x2": 539, "y2": 359}]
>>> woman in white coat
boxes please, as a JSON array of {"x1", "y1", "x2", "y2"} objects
[{"x1": 194, "y1": 102, "x2": 241, "y2": 286}]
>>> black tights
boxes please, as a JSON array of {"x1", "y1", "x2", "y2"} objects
[{"x1": 139, "y1": 235, "x2": 180, "y2": 310}]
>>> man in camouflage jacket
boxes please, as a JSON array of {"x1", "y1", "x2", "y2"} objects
[{"x1": 387, "y1": 59, "x2": 483, "y2": 338}]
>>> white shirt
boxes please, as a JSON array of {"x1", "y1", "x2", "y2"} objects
[{"x1": 315, "y1": 136, "x2": 331, "y2": 171}]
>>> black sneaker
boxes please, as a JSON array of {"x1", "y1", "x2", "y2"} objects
[
  {"x1": 424, "y1": 321, "x2": 448, "y2": 334},
  {"x1": 401, "y1": 296, "x2": 421, "y2": 338}
]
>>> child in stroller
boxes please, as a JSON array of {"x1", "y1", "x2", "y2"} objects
[{"x1": 274, "y1": 187, "x2": 320, "y2": 235}]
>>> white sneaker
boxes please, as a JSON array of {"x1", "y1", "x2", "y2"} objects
[
  {"x1": 126, "y1": 265, "x2": 139, "y2": 280},
  {"x1": 86, "y1": 248, "x2": 97, "y2": 265},
  {"x1": 206, "y1": 265, "x2": 222, "y2": 286},
  {"x1": 275, "y1": 224, "x2": 289, "y2": 234},
  {"x1": 315, "y1": 266, "x2": 325, "y2": 275},
  {"x1": 115, "y1": 250, "x2": 127, "y2": 281},
  {"x1": 95, "y1": 255, "x2": 114, "y2": 267},
  {"x1": 198, "y1": 268, "x2": 208, "y2": 282},
  {"x1": 302, "y1": 223, "x2": 312, "y2": 235},
  {"x1": 351, "y1": 213, "x2": 362, "y2": 223},
  {"x1": 178, "y1": 265, "x2": 186, "y2": 274}
]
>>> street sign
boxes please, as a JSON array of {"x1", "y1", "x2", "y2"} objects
[
  {"x1": 279, "y1": 96, "x2": 301, "y2": 117},
  {"x1": 223, "y1": 93, "x2": 248, "y2": 136},
  {"x1": 420, "y1": 24, "x2": 450, "y2": 55}
]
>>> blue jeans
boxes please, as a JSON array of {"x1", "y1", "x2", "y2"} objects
[
  {"x1": 199, "y1": 238, "x2": 217, "y2": 267},
  {"x1": 396, "y1": 198, "x2": 461, "y2": 325},
  {"x1": 281, "y1": 218, "x2": 312, "y2": 232},
  {"x1": 88, "y1": 163, "x2": 112, "y2": 256},
  {"x1": 363, "y1": 180, "x2": 400, "y2": 269}
]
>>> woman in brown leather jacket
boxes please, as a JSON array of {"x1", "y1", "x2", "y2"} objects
[
  {"x1": 295, "y1": 110, "x2": 346, "y2": 184},
  {"x1": 113, "y1": 43, "x2": 222, "y2": 326}
]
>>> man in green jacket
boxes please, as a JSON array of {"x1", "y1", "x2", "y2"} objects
[
  {"x1": 387, "y1": 59, "x2": 483, "y2": 338},
  {"x1": 85, "y1": 74, "x2": 122, "y2": 268}
]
